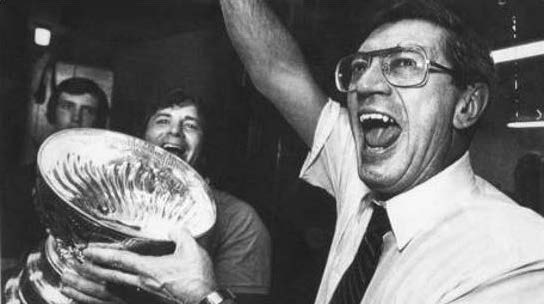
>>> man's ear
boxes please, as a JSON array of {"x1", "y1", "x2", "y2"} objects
[{"x1": 453, "y1": 83, "x2": 489, "y2": 130}]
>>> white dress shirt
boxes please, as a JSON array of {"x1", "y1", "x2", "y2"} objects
[{"x1": 300, "y1": 99, "x2": 544, "y2": 304}]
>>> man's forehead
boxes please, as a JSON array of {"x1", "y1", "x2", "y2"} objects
[
  {"x1": 58, "y1": 92, "x2": 98, "y2": 107},
  {"x1": 154, "y1": 104, "x2": 200, "y2": 119},
  {"x1": 358, "y1": 19, "x2": 446, "y2": 58}
]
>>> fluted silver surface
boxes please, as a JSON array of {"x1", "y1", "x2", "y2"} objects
[
  {"x1": 37, "y1": 128, "x2": 216, "y2": 243},
  {"x1": 3, "y1": 128, "x2": 217, "y2": 304}
]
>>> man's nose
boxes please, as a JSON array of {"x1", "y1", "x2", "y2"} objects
[
  {"x1": 352, "y1": 60, "x2": 391, "y2": 96},
  {"x1": 168, "y1": 123, "x2": 183, "y2": 136},
  {"x1": 71, "y1": 107, "x2": 81, "y2": 123}
]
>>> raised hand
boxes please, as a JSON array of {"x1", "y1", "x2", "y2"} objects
[{"x1": 219, "y1": 0, "x2": 326, "y2": 146}]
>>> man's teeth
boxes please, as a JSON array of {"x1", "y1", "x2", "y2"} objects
[
  {"x1": 163, "y1": 144, "x2": 183, "y2": 151},
  {"x1": 359, "y1": 113, "x2": 395, "y2": 124}
]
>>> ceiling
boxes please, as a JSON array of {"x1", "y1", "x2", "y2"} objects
[
  {"x1": 23, "y1": 0, "x2": 221, "y2": 46},
  {"x1": 6, "y1": 0, "x2": 544, "y2": 50},
  {"x1": 4, "y1": 0, "x2": 544, "y2": 86}
]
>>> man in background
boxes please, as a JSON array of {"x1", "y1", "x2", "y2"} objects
[
  {"x1": 45, "y1": 77, "x2": 109, "y2": 132},
  {"x1": 59, "y1": 89, "x2": 271, "y2": 304},
  {"x1": 2, "y1": 77, "x2": 109, "y2": 270}
]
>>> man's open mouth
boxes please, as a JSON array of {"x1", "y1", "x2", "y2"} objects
[
  {"x1": 359, "y1": 112, "x2": 401, "y2": 149},
  {"x1": 161, "y1": 143, "x2": 186, "y2": 158}
]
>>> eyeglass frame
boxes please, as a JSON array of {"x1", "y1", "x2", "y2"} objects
[{"x1": 334, "y1": 44, "x2": 456, "y2": 93}]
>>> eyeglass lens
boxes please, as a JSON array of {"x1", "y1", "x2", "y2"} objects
[{"x1": 337, "y1": 48, "x2": 428, "y2": 91}]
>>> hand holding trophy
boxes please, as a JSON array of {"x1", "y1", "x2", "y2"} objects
[{"x1": 4, "y1": 129, "x2": 217, "y2": 304}]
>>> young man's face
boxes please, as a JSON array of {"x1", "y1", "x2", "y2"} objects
[
  {"x1": 144, "y1": 102, "x2": 204, "y2": 166},
  {"x1": 347, "y1": 19, "x2": 465, "y2": 197},
  {"x1": 54, "y1": 92, "x2": 99, "y2": 130}
]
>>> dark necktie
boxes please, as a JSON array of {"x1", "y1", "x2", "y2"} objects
[{"x1": 329, "y1": 199, "x2": 391, "y2": 304}]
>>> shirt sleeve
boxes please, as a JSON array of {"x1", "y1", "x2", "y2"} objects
[
  {"x1": 446, "y1": 261, "x2": 544, "y2": 304},
  {"x1": 212, "y1": 192, "x2": 272, "y2": 295},
  {"x1": 299, "y1": 99, "x2": 358, "y2": 202}
]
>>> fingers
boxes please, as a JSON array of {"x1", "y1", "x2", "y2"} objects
[
  {"x1": 68, "y1": 260, "x2": 114, "y2": 287},
  {"x1": 168, "y1": 227, "x2": 192, "y2": 243},
  {"x1": 61, "y1": 271, "x2": 113, "y2": 300},
  {"x1": 87, "y1": 242, "x2": 126, "y2": 250},
  {"x1": 76, "y1": 253, "x2": 143, "y2": 288},
  {"x1": 60, "y1": 272, "x2": 127, "y2": 304},
  {"x1": 83, "y1": 247, "x2": 155, "y2": 277},
  {"x1": 82, "y1": 235, "x2": 216, "y2": 304},
  {"x1": 61, "y1": 285, "x2": 118, "y2": 304},
  {"x1": 168, "y1": 228, "x2": 198, "y2": 255}
]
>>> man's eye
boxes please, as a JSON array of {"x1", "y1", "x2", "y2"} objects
[
  {"x1": 82, "y1": 107, "x2": 97, "y2": 116},
  {"x1": 390, "y1": 57, "x2": 418, "y2": 69},
  {"x1": 388, "y1": 50, "x2": 425, "y2": 72},
  {"x1": 183, "y1": 122, "x2": 200, "y2": 131},
  {"x1": 350, "y1": 59, "x2": 368, "y2": 73},
  {"x1": 59, "y1": 102, "x2": 72, "y2": 110},
  {"x1": 155, "y1": 118, "x2": 169, "y2": 125}
]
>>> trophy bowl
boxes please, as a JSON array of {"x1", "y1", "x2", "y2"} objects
[
  {"x1": 7, "y1": 128, "x2": 217, "y2": 304},
  {"x1": 36, "y1": 128, "x2": 216, "y2": 247}
]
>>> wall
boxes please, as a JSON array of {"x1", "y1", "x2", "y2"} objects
[
  {"x1": 0, "y1": 3, "x2": 30, "y2": 173},
  {"x1": 471, "y1": 56, "x2": 544, "y2": 214},
  {"x1": 111, "y1": 28, "x2": 247, "y2": 186}
]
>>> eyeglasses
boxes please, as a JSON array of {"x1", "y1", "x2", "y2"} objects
[{"x1": 334, "y1": 44, "x2": 456, "y2": 93}]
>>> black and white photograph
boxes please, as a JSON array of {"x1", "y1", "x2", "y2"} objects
[{"x1": 1, "y1": 0, "x2": 544, "y2": 303}]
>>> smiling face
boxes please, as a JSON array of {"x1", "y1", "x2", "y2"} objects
[
  {"x1": 144, "y1": 102, "x2": 204, "y2": 166},
  {"x1": 348, "y1": 19, "x2": 466, "y2": 197}
]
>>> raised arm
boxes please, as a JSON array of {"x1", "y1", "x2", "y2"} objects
[{"x1": 220, "y1": 0, "x2": 327, "y2": 146}]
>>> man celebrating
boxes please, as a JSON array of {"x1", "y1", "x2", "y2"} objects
[
  {"x1": 60, "y1": 89, "x2": 271, "y2": 304},
  {"x1": 219, "y1": 0, "x2": 544, "y2": 302},
  {"x1": 79, "y1": 0, "x2": 544, "y2": 303}
]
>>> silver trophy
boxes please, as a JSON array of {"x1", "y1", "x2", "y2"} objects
[{"x1": 4, "y1": 129, "x2": 217, "y2": 304}]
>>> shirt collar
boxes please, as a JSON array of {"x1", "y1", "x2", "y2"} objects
[{"x1": 383, "y1": 152, "x2": 477, "y2": 251}]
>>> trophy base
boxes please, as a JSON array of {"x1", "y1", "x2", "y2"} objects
[
  {"x1": 3, "y1": 234, "x2": 175, "y2": 304},
  {"x1": 4, "y1": 236, "x2": 74, "y2": 304}
]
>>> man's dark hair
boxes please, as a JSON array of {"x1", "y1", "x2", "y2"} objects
[
  {"x1": 46, "y1": 77, "x2": 110, "y2": 127},
  {"x1": 141, "y1": 88, "x2": 208, "y2": 136},
  {"x1": 368, "y1": 0, "x2": 496, "y2": 89}
]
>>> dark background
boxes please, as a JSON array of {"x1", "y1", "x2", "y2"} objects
[{"x1": 2, "y1": 1, "x2": 544, "y2": 303}]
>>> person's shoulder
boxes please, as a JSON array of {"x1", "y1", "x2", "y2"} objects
[
  {"x1": 439, "y1": 185, "x2": 544, "y2": 301},
  {"x1": 315, "y1": 98, "x2": 349, "y2": 127},
  {"x1": 212, "y1": 189, "x2": 255, "y2": 215},
  {"x1": 329, "y1": 99, "x2": 350, "y2": 125},
  {"x1": 472, "y1": 176, "x2": 544, "y2": 227},
  {"x1": 463, "y1": 177, "x2": 544, "y2": 258},
  {"x1": 209, "y1": 189, "x2": 271, "y2": 252},
  {"x1": 211, "y1": 188, "x2": 267, "y2": 230}
]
